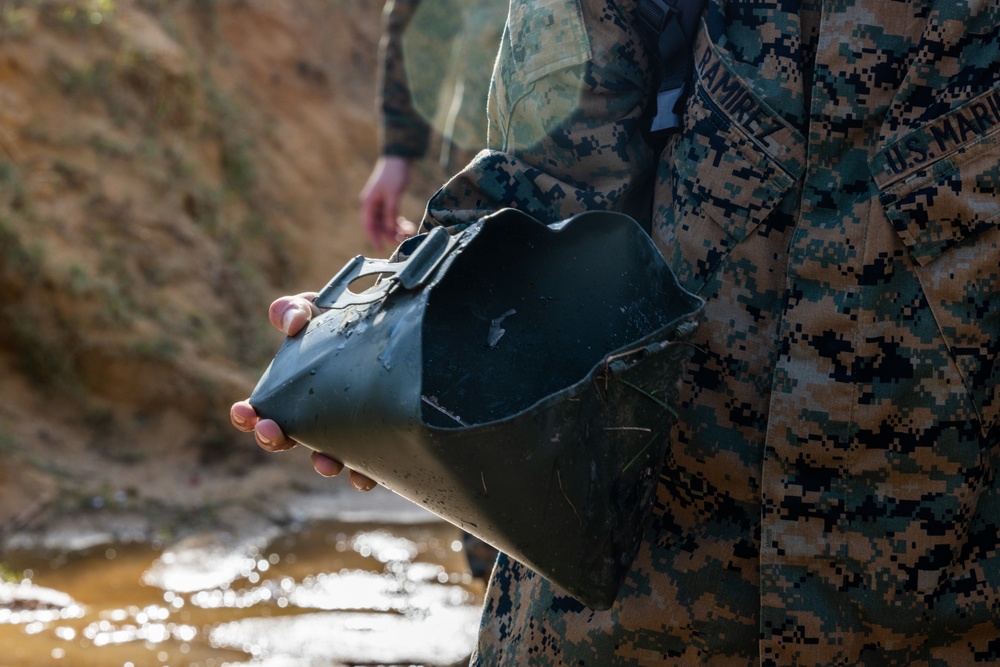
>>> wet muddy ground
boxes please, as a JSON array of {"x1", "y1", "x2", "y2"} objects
[{"x1": 0, "y1": 488, "x2": 486, "y2": 667}]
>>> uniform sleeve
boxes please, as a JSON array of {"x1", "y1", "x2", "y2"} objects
[
  {"x1": 378, "y1": 0, "x2": 431, "y2": 159},
  {"x1": 422, "y1": 0, "x2": 659, "y2": 231}
]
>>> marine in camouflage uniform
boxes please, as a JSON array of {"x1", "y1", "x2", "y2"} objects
[
  {"x1": 378, "y1": 0, "x2": 505, "y2": 171},
  {"x1": 422, "y1": 0, "x2": 1000, "y2": 664}
]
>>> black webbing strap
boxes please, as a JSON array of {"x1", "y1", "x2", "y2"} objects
[{"x1": 638, "y1": 0, "x2": 706, "y2": 132}]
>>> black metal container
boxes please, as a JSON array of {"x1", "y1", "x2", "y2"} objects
[{"x1": 249, "y1": 209, "x2": 703, "y2": 609}]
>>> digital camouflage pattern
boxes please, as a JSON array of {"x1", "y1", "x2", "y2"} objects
[
  {"x1": 422, "y1": 0, "x2": 1000, "y2": 664},
  {"x1": 378, "y1": 0, "x2": 504, "y2": 169},
  {"x1": 425, "y1": 0, "x2": 659, "y2": 231}
]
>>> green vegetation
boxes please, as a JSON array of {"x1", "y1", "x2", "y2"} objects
[
  {"x1": 88, "y1": 131, "x2": 130, "y2": 158},
  {"x1": 0, "y1": 218, "x2": 72, "y2": 387},
  {"x1": 131, "y1": 336, "x2": 181, "y2": 361},
  {"x1": 0, "y1": 0, "x2": 293, "y2": 466},
  {"x1": 0, "y1": 1, "x2": 37, "y2": 38},
  {"x1": 3, "y1": 317, "x2": 74, "y2": 389},
  {"x1": 0, "y1": 432, "x2": 20, "y2": 456},
  {"x1": 205, "y1": 85, "x2": 257, "y2": 197},
  {"x1": 83, "y1": 409, "x2": 148, "y2": 464},
  {"x1": 0, "y1": 562, "x2": 20, "y2": 583},
  {"x1": 0, "y1": 158, "x2": 27, "y2": 212},
  {"x1": 0, "y1": 216, "x2": 41, "y2": 285},
  {"x1": 65, "y1": 263, "x2": 92, "y2": 296}
]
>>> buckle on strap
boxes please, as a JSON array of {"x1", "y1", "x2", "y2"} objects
[
  {"x1": 637, "y1": 0, "x2": 676, "y2": 35},
  {"x1": 315, "y1": 226, "x2": 457, "y2": 309},
  {"x1": 650, "y1": 85, "x2": 685, "y2": 133}
]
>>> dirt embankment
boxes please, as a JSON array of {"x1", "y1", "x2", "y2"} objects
[{"x1": 0, "y1": 0, "x2": 447, "y2": 536}]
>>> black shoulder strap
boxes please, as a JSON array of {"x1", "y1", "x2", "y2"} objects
[{"x1": 638, "y1": 0, "x2": 706, "y2": 133}]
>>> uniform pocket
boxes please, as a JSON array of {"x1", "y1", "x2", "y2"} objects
[
  {"x1": 655, "y1": 23, "x2": 805, "y2": 293},
  {"x1": 507, "y1": 0, "x2": 589, "y2": 84},
  {"x1": 871, "y1": 88, "x2": 1000, "y2": 435},
  {"x1": 872, "y1": 89, "x2": 1000, "y2": 266},
  {"x1": 675, "y1": 85, "x2": 798, "y2": 243},
  {"x1": 490, "y1": 0, "x2": 591, "y2": 151}
]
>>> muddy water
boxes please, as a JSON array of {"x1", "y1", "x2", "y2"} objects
[{"x1": 0, "y1": 513, "x2": 485, "y2": 667}]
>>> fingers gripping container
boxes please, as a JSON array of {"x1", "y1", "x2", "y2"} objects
[{"x1": 249, "y1": 209, "x2": 703, "y2": 609}]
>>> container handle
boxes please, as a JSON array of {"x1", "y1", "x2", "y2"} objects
[{"x1": 314, "y1": 226, "x2": 456, "y2": 309}]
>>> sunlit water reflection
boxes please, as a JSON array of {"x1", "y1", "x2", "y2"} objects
[{"x1": 0, "y1": 517, "x2": 484, "y2": 666}]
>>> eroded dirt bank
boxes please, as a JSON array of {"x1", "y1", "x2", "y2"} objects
[{"x1": 0, "y1": 0, "x2": 449, "y2": 535}]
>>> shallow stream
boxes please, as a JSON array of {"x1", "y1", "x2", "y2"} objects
[{"x1": 0, "y1": 494, "x2": 485, "y2": 667}]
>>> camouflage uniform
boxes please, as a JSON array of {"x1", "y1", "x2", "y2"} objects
[
  {"x1": 378, "y1": 0, "x2": 505, "y2": 170},
  {"x1": 425, "y1": 0, "x2": 1000, "y2": 664},
  {"x1": 425, "y1": 0, "x2": 659, "y2": 230}
]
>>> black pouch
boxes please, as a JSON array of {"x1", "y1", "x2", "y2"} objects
[{"x1": 249, "y1": 208, "x2": 703, "y2": 609}]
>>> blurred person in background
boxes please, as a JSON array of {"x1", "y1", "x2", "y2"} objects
[
  {"x1": 359, "y1": 0, "x2": 506, "y2": 252},
  {"x1": 358, "y1": 0, "x2": 505, "y2": 580}
]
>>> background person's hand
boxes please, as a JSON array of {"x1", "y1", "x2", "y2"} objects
[
  {"x1": 359, "y1": 155, "x2": 418, "y2": 252},
  {"x1": 229, "y1": 292, "x2": 377, "y2": 491}
]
